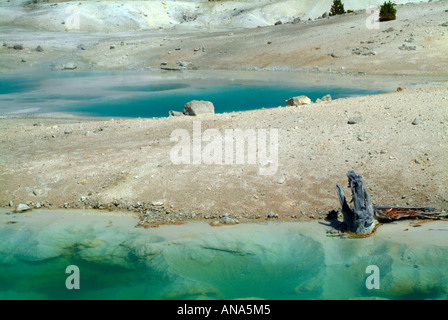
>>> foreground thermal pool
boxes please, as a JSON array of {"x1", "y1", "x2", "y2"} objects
[{"x1": 0, "y1": 209, "x2": 447, "y2": 300}]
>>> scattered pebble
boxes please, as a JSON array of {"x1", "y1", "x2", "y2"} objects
[
  {"x1": 267, "y1": 211, "x2": 278, "y2": 219},
  {"x1": 277, "y1": 177, "x2": 286, "y2": 184},
  {"x1": 348, "y1": 116, "x2": 362, "y2": 124},
  {"x1": 412, "y1": 117, "x2": 421, "y2": 125}
]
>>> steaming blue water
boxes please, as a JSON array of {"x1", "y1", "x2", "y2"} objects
[
  {"x1": 1, "y1": 209, "x2": 447, "y2": 300},
  {"x1": 0, "y1": 71, "x2": 384, "y2": 118}
]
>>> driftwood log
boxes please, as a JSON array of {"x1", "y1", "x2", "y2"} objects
[
  {"x1": 336, "y1": 170, "x2": 447, "y2": 235},
  {"x1": 374, "y1": 206, "x2": 448, "y2": 221}
]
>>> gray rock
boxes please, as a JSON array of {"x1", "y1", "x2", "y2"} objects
[
  {"x1": 321, "y1": 94, "x2": 332, "y2": 102},
  {"x1": 63, "y1": 62, "x2": 77, "y2": 70},
  {"x1": 176, "y1": 60, "x2": 190, "y2": 67},
  {"x1": 348, "y1": 116, "x2": 362, "y2": 124},
  {"x1": 161, "y1": 66, "x2": 182, "y2": 71},
  {"x1": 36, "y1": 45, "x2": 44, "y2": 52},
  {"x1": 285, "y1": 95, "x2": 312, "y2": 106},
  {"x1": 399, "y1": 44, "x2": 416, "y2": 51},
  {"x1": 169, "y1": 110, "x2": 184, "y2": 117},
  {"x1": 13, "y1": 44, "x2": 23, "y2": 50},
  {"x1": 16, "y1": 203, "x2": 31, "y2": 212},
  {"x1": 357, "y1": 133, "x2": 372, "y2": 141},
  {"x1": 412, "y1": 117, "x2": 421, "y2": 125},
  {"x1": 9, "y1": 201, "x2": 13, "y2": 207},
  {"x1": 219, "y1": 214, "x2": 238, "y2": 224},
  {"x1": 183, "y1": 100, "x2": 215, "y2": 116},
  {"x1": 64, "y1": 130, "x2": 73, "y2": 134},
  {"x1": 277, "y1": 177, "x2": 286, "y2": 184},
  {"x1": 77, "y1": 44, "x2": 87, "y2": 50},
  {"x1": 267, "y1": 211, "x2": 275, "y2": 218},
  {"x1": 352, "y1": 48, "x2": 362, "y2": 55},
  {"x1": 85, "y1": 131, "x2": 95, "y2": 136}
]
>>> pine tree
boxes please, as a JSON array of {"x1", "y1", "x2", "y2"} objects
[
  {"x1": 379, "y1": 1, "x2": 397, "y2": 22},
  {"x1": 330, "y1": 0, "x2": 346, "y2": 16}
]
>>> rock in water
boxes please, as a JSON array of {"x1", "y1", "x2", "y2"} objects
[
  {"x1": 285, "y1": 96, "x2": 312, "y2": 106},
  {"x1": 15, "y1": 204, "x2": 31, "y2": 212},
  {"x1": 183, "y1": 100, "x2": 215, "y2": 116}
]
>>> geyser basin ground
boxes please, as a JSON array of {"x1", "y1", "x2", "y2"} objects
[
  {"x1": 0, "y1": 209, "x2": 447, "y2": 300},
  {"x1": 0, "y1": 71, "x2": 385, "y2": 118}
]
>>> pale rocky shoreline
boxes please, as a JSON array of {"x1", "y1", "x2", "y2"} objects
[
  {"x1": 1, "y1": 85, "x2": 447, "y2": 225},
  {"x1": 0, "y1": 0, "x2": 447, "y2": 225}
]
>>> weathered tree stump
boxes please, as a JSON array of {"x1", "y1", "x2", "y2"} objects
[{"x1": 336, "y1": 170, "x2": 378, "y2": 235}]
